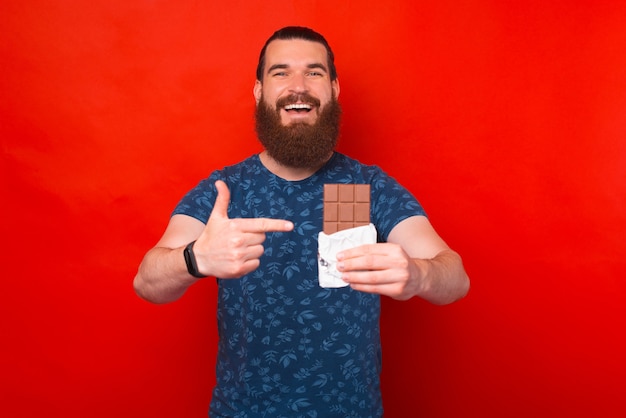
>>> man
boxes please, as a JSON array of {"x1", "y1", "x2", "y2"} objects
[{"x1": 134, "y1": 26, "x2": 469, "y2": 417}]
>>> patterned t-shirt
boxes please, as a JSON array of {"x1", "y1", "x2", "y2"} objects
[{"x1": 173, "y1": 152, "x2": 426, "y2": 417}]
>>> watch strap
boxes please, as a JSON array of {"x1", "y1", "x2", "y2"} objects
[{"x1": 183, "y1": 240, "x2": 206, "y2": 278}]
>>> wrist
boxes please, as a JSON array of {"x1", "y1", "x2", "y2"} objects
[
  {"x1": 183, "y1": 240, "x2": 206, "y2": 278},
  {"x1": 409, "y1": 257, "x2": 432, "y2": 299}
]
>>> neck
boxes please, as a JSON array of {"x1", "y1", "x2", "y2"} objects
[{"x1": 259, "y1": 151, "x2": 332, "y2": 181}]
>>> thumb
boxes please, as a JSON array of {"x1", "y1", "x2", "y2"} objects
[{"x1": 209, "y1": 180, "x2": 231, "y2": 220}]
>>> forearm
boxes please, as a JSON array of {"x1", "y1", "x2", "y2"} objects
[
  {"x1": 412, "y1": 249, "x2": 470, "y2": 305},
  {"x1": 133, "y1": 246, "x2": 201, "y2": 304}
]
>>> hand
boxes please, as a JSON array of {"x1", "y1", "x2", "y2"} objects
[
  {"x1": 336, "y1": 243, "x2": 423, "y2": 300},
  {"x1": 193, "y1": 180, "x2": 294, "y2": 279}
]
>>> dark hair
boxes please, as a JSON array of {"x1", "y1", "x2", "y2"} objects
[{"x1": 256, "y1": 26, "x2": 337, "y2": 81}]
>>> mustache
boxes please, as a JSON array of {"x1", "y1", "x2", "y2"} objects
[{"x1": 275, "y1": 93, "x2": 321, "y2": 109}]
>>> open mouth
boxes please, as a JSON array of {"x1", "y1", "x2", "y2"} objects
[{"x1": 284, "y1": 103, "x2": 313, "y2": 113}]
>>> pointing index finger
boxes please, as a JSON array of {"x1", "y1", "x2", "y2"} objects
[{"x1": 238, "y1": 218, "x2": 294, "y2": 233}]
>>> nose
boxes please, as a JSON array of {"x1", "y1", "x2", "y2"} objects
[{"x1": 288, "y1": 73, "x2": 308, "y2": 93}]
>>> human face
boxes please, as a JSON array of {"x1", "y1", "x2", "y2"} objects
[{"x1": 254, "y1": 39, "x2": 340, "y2": 126}]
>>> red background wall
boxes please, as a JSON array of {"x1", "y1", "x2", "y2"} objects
[{"x1": 2, "y1": 1, "x2": 625, "y2": 417}]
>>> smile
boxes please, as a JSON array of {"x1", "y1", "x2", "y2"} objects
[{"x1": 284, "y1": 103, "x2": 313, "y2": 113}]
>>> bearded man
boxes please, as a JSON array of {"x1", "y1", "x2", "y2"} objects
[{"x1": 134, "y1": 26, "x2": 469, "y2": 417}]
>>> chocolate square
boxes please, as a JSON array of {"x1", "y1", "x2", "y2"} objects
[{"x1": 323, "y1": 184, "x2": 371, "y2": 234}]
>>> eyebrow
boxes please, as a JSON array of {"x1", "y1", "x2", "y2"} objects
[{"x1": 267, "y1": 62, "x2": 329, "y2": 74}]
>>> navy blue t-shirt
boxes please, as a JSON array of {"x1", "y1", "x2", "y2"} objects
[{"x1": 173, "y1": 152, "x2": 425, "y2": 417}]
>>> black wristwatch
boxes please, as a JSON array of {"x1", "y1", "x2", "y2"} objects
[{"x1": 183, "y1": 240, "x2": 206, "y2": 278}]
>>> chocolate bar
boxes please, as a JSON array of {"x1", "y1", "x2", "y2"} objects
[{"x1": 323, "y1": 184, "x2": 370, "y2": 234}]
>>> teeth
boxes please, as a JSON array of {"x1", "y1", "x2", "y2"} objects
[{"x1": 284, "y1": 103, "x2": 312, "y2": 110}]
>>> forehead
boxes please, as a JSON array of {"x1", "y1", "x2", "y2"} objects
[{"x1": 264, "y1": 39, "x2": 328, "y2": 69}]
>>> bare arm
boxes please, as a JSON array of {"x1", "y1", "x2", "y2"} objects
[
  {"x1": 337, "y1": 216, "x2": 469, "y2": 304},
  {"x1": 133, "y1": 215, "x2": 205, "y2": 304},
  {"x1": 133, "y1": 180, "x2": 294, "y2": 304}
]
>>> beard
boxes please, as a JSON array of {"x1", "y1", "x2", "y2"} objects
[{"x1": 255, "y1": 92, "x2": 342, "y2": 169}]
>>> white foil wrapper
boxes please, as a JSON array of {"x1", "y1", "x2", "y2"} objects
[{"x1": 317, "y1": 224, "x2": 377, "y2": 288}]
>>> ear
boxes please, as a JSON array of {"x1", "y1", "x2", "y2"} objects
[
  {"x1": 253, "y1": 80, "x2": 262, "y2": 104},
  {"x1": 332, "y1": 78, "x2": 340, "y2": 99}
]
